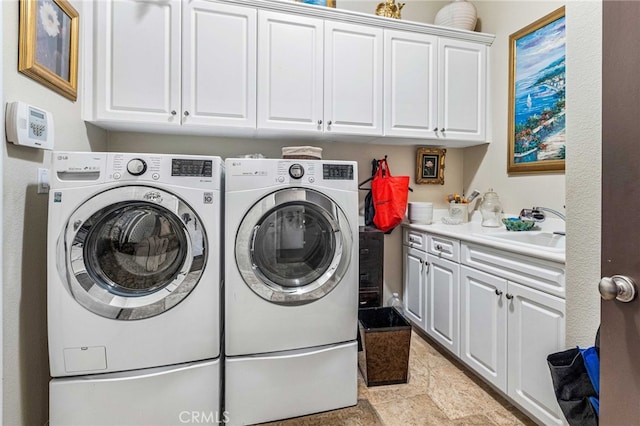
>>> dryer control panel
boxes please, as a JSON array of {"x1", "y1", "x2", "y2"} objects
[{"x1": 226, "y1": 159, "x2": 357, "y2": 192}]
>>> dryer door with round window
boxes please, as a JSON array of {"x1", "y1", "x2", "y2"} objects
[
  {"x1": 58, "y1": 186, "x2": 207, "y2": 320},
  {"x1": 235, "y1": 188, "x2": 352, "y2": 305}
]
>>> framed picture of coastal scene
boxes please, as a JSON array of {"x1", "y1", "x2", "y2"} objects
[{"x1": 508, "y1": 7, "x2": 565, "y2": 174}]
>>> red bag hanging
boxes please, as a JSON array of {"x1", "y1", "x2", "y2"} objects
[{"x1": 371, "y1": 158, "x2": 409, "y2": 232}]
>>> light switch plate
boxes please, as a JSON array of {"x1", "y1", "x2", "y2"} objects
[{"x1": 37, "y1": 167, "x2": 49, "y2": 194}]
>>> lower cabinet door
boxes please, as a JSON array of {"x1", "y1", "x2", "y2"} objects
[
  {"x1": 507, "y1": 281, "x2": 566, "y2": 426},
  {"x1": 460, "y1": 266, "x2": 507, "y2": 391},
  {"x1": 402, "y1": 245, "x2": 427, "y2": 329},
  {"x1": 426, "y1": 255, "x2": 460, "y2": 356}
]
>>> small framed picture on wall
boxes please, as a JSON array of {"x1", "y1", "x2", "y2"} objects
[{"x1": 416, "y1": 147, "x2": 445, "y2": 185}]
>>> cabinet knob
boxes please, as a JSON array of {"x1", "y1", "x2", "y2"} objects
[
  {"x1": 433, "y1": 127, "x2": 438, "y2": 132},
  {"x1": 171, "y1": 110, "x2": 177, "y2": 116},
  {"x1": 495, "y1": 289, "x2": 503, "y2": 296},
  {"x1": 183, "y1": 111, "x2": 190, "y2": 117},
  {"x1": 317, "y1": 119, "x2": 323, "y2": 125},
  {"x1": 440, "y1": 128, "x2": 446, "y2": 132},
  {"x1": 436, "y1": 244, "x2": 443, "y2": 251},
  {"x1": 506, "y1": 293, "x2": 514, "y2": 300},
  {"x1": 327, "y1": 120, "x2": 332, "y2": 126}
]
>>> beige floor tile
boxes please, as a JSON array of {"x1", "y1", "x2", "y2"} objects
[
  {"x1": 361, "y1": 369, "x2": 430, "y2": 406},
  {"x1": 452, "y1": 414, "x2": 499, "y2": 425},
  {"x1": 374, "y1": 394, "x2": 454, "y2": 426},
  {"x1": 425, "y1": 354, "x2": 518, "y2": 421}
]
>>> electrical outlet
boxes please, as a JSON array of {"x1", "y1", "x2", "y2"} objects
[{"x1": 37, "y1": 167, "x2": 50, "y2": 194}]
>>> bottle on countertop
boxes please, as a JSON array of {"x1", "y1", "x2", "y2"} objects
[{"x1": 386, "y1": 292, "x2": 404, "y2": 315}]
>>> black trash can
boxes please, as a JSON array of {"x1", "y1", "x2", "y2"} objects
[{"x1": 358, "y1": 307, "x2": 411, "y2": 387}]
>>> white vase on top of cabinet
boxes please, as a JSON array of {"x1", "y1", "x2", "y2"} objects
[{"x1": 86, "y1": 0, "x2": 257, "y2": 130}]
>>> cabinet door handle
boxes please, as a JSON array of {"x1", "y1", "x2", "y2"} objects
[
  {"x1": 440, "y1": 128, "x2": 445, "y2": 132},
  {"x1": 506, "y1": 293, "x2": 514, "y2": 300},
  {"x1": 183, "y1": 111, "x2": 190, "y2": 117},
  {"x1": 409, "y1": 236, "x2": 420, "y2": 244},
  {"x1": 433, "y1": 127, "x2": 438, "y2": 132},
  {"x1": 495, "y1": 289, "x2": 503, "y2": 296},
  {"x1": 171, "y1": 110, "x2": 177, "y2": 116},
  {"x1": 327, "y1": 120, "x2": 332, "y2": 126},
  {"x1": 435, "y1": 244, "x2": 443, "y2": 251}
]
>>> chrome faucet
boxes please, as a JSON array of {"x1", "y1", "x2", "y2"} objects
[{"x1": 519, "y1": 207, "x2": 566, "y2": 235}]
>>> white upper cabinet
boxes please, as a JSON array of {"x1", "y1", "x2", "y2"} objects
[
  {"x1": 182, "y1": 1, "x2": 256, "y2": 128},
  {"x1": 257, "y1": 11, "x2": 323, "y2": 132},
  {"x1": 437, "y1": 38, "x2": 487, "y2": 142},
  {"x1": 84, "y1": 0, "x2": 493, "y2": 143},
  {"x1": 324, "y1": 21, "x2": 384, "y2": 135},
  {"x1": 93, "y1": 0, "x2": 181, "y2": 125},
  {"x1": 384, "y1": 30, "x2": 438, "y2": 138}
]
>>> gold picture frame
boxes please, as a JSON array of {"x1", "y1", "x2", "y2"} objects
[
  {"x1": 416, "y1": 147, "x2": 445, "y2": 185},
  {"x1": 508, "y1": 7, "x2": 565, "y2": 174},
  {"x1": 19, "y1": 0, "x2": 79, "y2": 101}
]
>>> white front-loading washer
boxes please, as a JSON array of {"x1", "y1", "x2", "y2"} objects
[
  {"x1": 47, "y1": 152, "x2": 223, "y2": 425},
  {"x1": 224, "y1": 158, "x2": 358, "y2": 425}
]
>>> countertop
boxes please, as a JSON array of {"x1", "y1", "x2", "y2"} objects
[{"x1": 403, "y1": 211, "x2": 566, "y2": 264}]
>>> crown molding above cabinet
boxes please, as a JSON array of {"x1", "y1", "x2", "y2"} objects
[{"x1": 82, "y1": 0, "x2": 495, "y2": 147}]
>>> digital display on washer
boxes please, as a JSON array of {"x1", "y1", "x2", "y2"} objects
[
  {"x1": 171, "y1": 159, "x2": 213, "y2": 177},
  {"x1": 322, "y1": 164, "x2": 354, "y2": 180}
]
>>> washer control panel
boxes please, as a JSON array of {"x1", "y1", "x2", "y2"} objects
[
  {"x1": 126, "y1": 158, "x2": 147, "y2": 176},
  {"x1": 288, "y1": 164, "x2": 305, "y2": 179}
]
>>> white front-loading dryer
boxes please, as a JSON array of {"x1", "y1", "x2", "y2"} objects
[
  {"x1": 47, "y1": 152, "x2": 223, "y2": 375},
  {"x1": 224, "y1": 158, "x2": 358, "y2": 425}
]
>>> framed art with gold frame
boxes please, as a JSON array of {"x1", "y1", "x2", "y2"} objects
[
  {"x1": 508, "y1": 6, "x2": 565, "y2": 174},
  {"x1": 19, "y1": 0, "x2": 79, "y2": 101},
  {"x1": 416, "y1": 147, "x2": 445, "y2": 185}
]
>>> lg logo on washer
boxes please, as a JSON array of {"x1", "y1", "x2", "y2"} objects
[{"x1": 179, "y1": 411, "x2": 230, "y2": 424}]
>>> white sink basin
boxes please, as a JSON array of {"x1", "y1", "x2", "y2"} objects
[{"x1": 477, "y1": 231, "x2": 565, "y2": 252}]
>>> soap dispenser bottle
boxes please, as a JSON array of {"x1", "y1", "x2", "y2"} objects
[{"x1": 479, "y1": 189, "x2": 503, "y2": 227}]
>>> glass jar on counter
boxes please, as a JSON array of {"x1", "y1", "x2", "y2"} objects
[{"x1": 479, "y1": 189, "x2": 503, "y2": 227}]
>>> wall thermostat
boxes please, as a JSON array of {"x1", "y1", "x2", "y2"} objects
[{"x1": 5, "y1": 101, "x2": 55, "y2": 150}]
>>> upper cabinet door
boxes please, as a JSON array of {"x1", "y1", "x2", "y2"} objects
[
  {"x1": 182, "y1": 1, "x2": 256, "y2": 128},
  {"x1": 257, "y1": 11, "x2": 323, "y2": 132},
  {"x1": 324, "y1": 21, "x2": 383, "y2": 135},
  {"x1": 438, "y1": 38, "x2": 487, "y2": 142},
  {"x1": 95, "y1": 0, "x2": 181, "y2": 124},
  {"x1": 384, "y1": 30, "x2": 438, "y2": 138}
]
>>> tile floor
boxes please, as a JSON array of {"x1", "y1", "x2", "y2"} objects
[{"x1": 264, "y1": 330, "x2": 536, "y2": 426}]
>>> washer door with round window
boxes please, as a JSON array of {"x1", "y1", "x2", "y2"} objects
[
  {"x1": 235, "y1": 188, "x2": 352, "y2": 305},
  {"x1": 58, "y1": 186, "x2": 207, "y2": 320}
]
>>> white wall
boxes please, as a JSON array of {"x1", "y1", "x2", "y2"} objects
[
  {"x1": 565, "y1": 1, "x2": 601, "y2": 347},
  {"x1": 464, "y1": 1, "x2": 566, "y2": 214},
  {"x1": 2, "y1": 1, "x2": 107, "y2": 424}
]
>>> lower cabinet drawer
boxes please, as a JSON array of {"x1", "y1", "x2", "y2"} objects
[{"x1": 358, "y1": 291, "x2": 381, "y2": 308}]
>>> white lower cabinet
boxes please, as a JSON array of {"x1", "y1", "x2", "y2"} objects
[
  {"x1": 460, "y1": 266, "x2": 507, "y2": 390},
  {"x1": 402, "y1": 245, "x2": 427, "y2": 330},
  {"x1": 507, "y1": 280, "x2": 566, "y2": 425},
  {"x1": 403, "y1": 228, "x2": 566, "y2": 425},
  {"x1": 426, "y1": 255, "x2": 459, "y2": 356}
]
